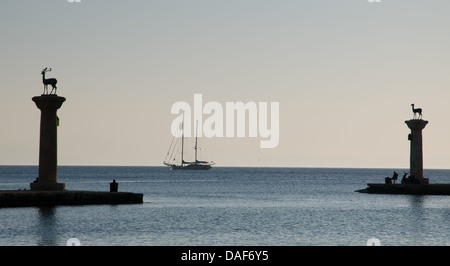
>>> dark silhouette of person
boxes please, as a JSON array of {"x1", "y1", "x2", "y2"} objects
[
  {"x1": 110, "y1": 179, "x2": 118, "y2": 192},
  {"x1": 401, "y1": 172, "x2": 408, "y2": 184},
  {"x1": 392, "y1": 171, "x2": 398, "y2": 184}
]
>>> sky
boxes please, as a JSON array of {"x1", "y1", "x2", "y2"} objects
[{"x1": 1, "y1": 0, "x2": 450, "y2": 168}]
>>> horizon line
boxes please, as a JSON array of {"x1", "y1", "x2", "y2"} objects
[{"x1": 1, "y1": 164, "x2": 449, "y2": 171}]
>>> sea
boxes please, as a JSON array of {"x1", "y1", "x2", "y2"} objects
[{"x1": 0, "y1": 166, "x2": 449, "y2": 246}]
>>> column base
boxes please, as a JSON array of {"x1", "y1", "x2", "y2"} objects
[
  {"x1": 419, "y1": 178, "x2": 429, "y2": 185},
  {"x1": 30, "y1": 181, "x2": 66, "y2": 191}
]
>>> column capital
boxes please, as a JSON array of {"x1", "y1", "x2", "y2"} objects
[
  {"x1": 405, "y1": 119, "x2": 428, "y2": 130},
  {"x1": 32, "y1": 95, "x2": 66, "y2": 110}
]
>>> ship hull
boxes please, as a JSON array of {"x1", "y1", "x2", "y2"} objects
[{"x1": 170, "y1": 164, "x2": 212, "y2": 170}]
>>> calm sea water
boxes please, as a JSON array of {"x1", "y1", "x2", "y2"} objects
[{"x1": 0, "y1": 166, "x2": 449, "y2": 246}]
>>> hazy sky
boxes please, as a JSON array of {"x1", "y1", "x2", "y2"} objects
[{"x1": 1, "y1": 0, "x2": 450, "y2": 168}]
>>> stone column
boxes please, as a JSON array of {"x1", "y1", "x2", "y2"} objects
[
  {"x1": 405, "y1": 119, "x2": 428, "y2": 184},
  {"x1": 30, "y1": 95, "x2": 66, "y2": 191}
]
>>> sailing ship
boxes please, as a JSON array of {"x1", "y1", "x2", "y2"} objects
[{"x1": 164, "y1": 114, "x2": 214, "y2": 170}]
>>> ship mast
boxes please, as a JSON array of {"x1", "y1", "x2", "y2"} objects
[
  {"x1": 195, "y1": 120, "x2": 198, "y2": 163},
  {"x1": 181, "y1": 111, "x2": 185, "y2": 166}
]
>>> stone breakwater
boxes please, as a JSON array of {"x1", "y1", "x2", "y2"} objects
[
  {"x1": 0, "y1": 190, "x2": 143, "y2": 207},
  {"x1": 356, "y1": 184, "x2": 450, "y2": 195}
]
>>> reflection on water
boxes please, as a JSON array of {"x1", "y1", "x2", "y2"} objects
[
  {"x1": 36, "y1": 207, "x2": 58, "y2": 246},
  {"x1": 410, "y1": 196, "x2": 425, "y2": 208}
]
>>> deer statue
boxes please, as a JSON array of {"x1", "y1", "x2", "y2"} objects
[
  {"x1": 411, "y1": 103, "x2": 422, "y2": 119},
  {"x1": 41, "y1": 67, "x2": 58, "y2": 95}
]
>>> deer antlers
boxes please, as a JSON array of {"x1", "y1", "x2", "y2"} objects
[{"x1": 42, "y1": 67, "x2": 52, "y2": 73}]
